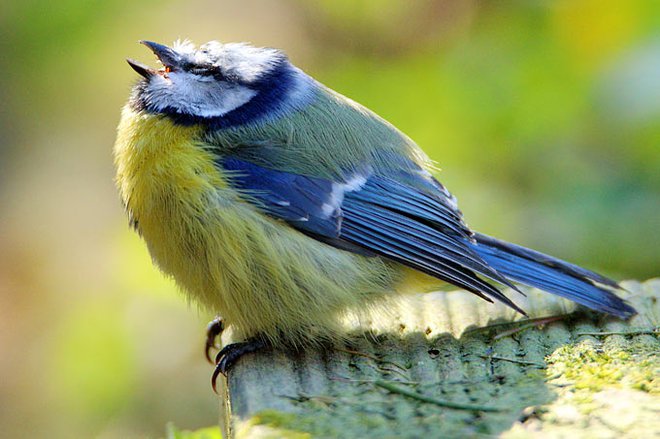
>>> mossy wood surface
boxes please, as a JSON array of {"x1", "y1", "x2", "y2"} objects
[{"x1": 218, "y1": 279, "x2": 659, "y2": 438}]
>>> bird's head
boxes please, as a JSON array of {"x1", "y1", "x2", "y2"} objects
[{"x1": 127, "y1": 40, "x2": 312, "y2": 125}]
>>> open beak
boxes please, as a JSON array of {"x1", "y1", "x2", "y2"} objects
[{"x1": 126, "y1": 40, "x2": 181, "y2": 79}]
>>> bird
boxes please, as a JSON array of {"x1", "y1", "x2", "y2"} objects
[{"x1": 114, "y1": 40, "x2": 636, "y2": 388}]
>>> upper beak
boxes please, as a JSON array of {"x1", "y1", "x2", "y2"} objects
[
  {"x1": 140, "y1": 40, "x2": 181, "y2": 68},
  {"x1": 126, "y1": 40, "x2": 181, "y2": 79}
]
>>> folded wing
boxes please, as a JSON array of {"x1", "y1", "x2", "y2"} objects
[{"x1": 220, "y1": 156, "x2": 525, "y2": 313}]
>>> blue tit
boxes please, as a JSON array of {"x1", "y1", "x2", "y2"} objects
[{"x1": 114, "y1": 40, "x2": 636, "y2": 384}]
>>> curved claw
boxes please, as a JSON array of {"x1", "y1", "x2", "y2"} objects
[
  {"x1": 211, "y1": 338, "x2": 268, "y2": 393},
  {"x1": 211, "y1": 365, "x2": 224, "y2": 394},
  {"x1": 204, "y1": 317, "x2": 225, "y2": 364}
]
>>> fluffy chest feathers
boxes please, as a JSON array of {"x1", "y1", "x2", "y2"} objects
[
  {"x1": 113, "y1": 106, "x2": 229, "y2": 277},
  {"x1": 113, "y1": 105, "x2": 399, "y2": 344},
  {"x1": 114, "y1": 106, "x2": 227, "y2": 220}
]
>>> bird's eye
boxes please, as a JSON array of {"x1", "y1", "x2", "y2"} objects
[{"x1": 164, "y1": 66, "x2": 172, "y2": 74}]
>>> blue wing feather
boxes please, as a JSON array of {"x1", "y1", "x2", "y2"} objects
[
  {"x1": 341, "y1": 199, "x2": 524, "y2": 311},
  {"x1": 221, "y1": 157, "x2": 341, "y2": 237},
  {"x1": 220, "y1": 156, "x2": 524, "y2": 312},
  {"x1": 218, "y1": 155, "x2": 635, "y2": 318},
  {"x1": 471, "y1": 233, "x2": 636, "y2": 318},
  {"x1": 348, "y1": 176, "x2": 470, "y2": 239}
]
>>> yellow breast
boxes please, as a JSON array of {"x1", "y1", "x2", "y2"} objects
[
  {"x1": 113, "y1": 106, "x2": 230, "y2": 295},
  {"x1": 113, "y1": 106, "x2": 402, "y2": 346},
  {"x1": 114, "y1": 105, "x2": 225, "y2": 211}
]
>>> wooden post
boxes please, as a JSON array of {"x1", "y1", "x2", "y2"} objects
[{"x1": 218, "y1": 279, "x2": 659, "y2": 438}]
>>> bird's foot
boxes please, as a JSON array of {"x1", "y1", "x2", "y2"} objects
[
  {"x1": 204, "y1": 316, "x2": 225, "y2": 364},
  {"x1": 211, "y1": 338, "x2": 269, "y2": 392}
]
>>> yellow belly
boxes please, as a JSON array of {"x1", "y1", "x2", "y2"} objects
[{"x1": 113, "y1": 106, "x2": 402, "y2": 346}]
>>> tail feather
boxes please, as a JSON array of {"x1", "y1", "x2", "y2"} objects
[{"x1": 471, "y1": 233, "x2": 637, "y2": 319}]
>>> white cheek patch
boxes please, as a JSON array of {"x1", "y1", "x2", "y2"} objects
[
  {"x1": 146, "y1": 72, "x2": 258, "y2": 117},
  {"x1": 321, "y1": 173, "x2": 369, "y2": 217}
]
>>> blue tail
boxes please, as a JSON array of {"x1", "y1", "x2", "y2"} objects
[{"x1": 472, "y1": 233, "x2": 637, "y2": 319}]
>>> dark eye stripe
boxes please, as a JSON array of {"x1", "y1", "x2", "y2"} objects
[{"x1": 189, "y1": 65, "x2": 225, "y2": 79}]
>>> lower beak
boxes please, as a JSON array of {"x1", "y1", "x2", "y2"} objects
[{"x1": 126, "y1": 59, "x2": 156, "y2": 79}]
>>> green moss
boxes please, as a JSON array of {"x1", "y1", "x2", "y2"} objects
[
  {"x1": 251, "y1": 410, "x2": 300, "y2": 429},
  {"x1": 165, "y1": 423, "x2": 222, "y2": 439},
  {"x1": 239, "y1": 410, "x2": 313, "y2": 439},
  {"x1": 501, "y1": 330, "x2": 660, "y2": 436},
  {"x1": 546, "y1": 340, "x2": 658, "y2": 393}
]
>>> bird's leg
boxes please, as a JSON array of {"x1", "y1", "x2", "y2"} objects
[
  {"x1": 211, "y1": 337, "x2": 269, "y2": 392},
  {"x1": 204, "y1": 316, "x2": 225, "y2": 364}
]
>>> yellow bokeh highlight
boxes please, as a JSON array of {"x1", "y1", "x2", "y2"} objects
[{"x1": 552, "y1": 0, "x2": 643, "y2": 70}]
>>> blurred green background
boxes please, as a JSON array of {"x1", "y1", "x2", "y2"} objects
[{"x1": 1, "y1": 0, "x2": 658, "y2": 437}]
